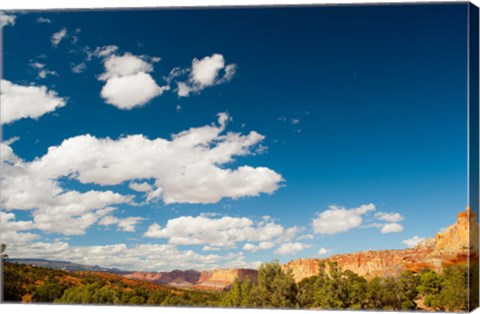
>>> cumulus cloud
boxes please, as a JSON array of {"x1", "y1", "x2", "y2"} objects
[
  {"x1": 129, "y1": 182, "x2": 153, "y2": 192},
  {"x1": 30, "y1": 192, "x2": 132, "y2": 235},
  {"x1": 30, "y1": 62, "x2": 59, "y2": 79},
  {"x1": 312, "y1": 203, "x2": 376, "y2": 235},
  {"x1": 375, "y1": 212, "x2": 404, "y2": 223},
  {"x1": 100, "y1": 72, "x2": 168, "y2": 109},
  {"x1": 242, "y1": 241, "x2": 275, "y2": 253},
  {"x1": 0, "y1": 12, "x2": 16, "y2": 27},
  {"x1": 1, "y1": 79, "x2": 66, "y2": 124},
  {"x1": 402, "y1": 236, "x2": 425, "y2": 248},
  {"x1": 1, "y1": 142, "x2": 133, "y2": 235},
  {"x1": 6, "y1": 241, "x2": 227, "y2": 271},
  {"x1": 21, "y1": 113, "x2": 282, "y2": 204},
  {"x1": 0, "y1": 211, "x2": 38, "y2": 245},
  {"x1": 318, "y1": 248, "x2": 331, "y2": 256},
  {"x1": 144, "y1": 215, "x2": 284, "y2": 247},
  {"x1": 98, "y1": 52, "x2": 168, "y2": 109},
  {"x1": 380, "y1": 223, "x2": 404, "y2": 234},
  {"x1": 274, "y1": 242, "x2": 310, "y2": 255},
  {"x1": 98, "y1": 215, "x2": 144, "y2": 232},
  {"x1": 1, "y1": 114, "x2": 281, "y2": 234},
  {"x1": 176, "y1": 54, "x2": 236, "y2": 97},
  {"x1": 51, "y1": 28, "x2": 67, "y2": 47}
]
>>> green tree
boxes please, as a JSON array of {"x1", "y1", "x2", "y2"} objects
[
  {"x1": 296, "y1": 276, "x2": 316, "y2": 308},
  {"x1": 365, "y1": 277, "x2": 385, "y2": 309},
  {"x1": 31, "y1": 282, "x2": 67, "y2": 302},
  {"x1": 438, "y1": 265, "x2": 468, "y2": 311},
  {"x1": 222, "y1": 276, "x2": 256, "y2": 307},
  {"x1": 255, "y1": 260, "x2": 297, "y2": 308},
  {"x1": 341, "y1": 270, "x2": 367, "y2": 309},
  {"x1": 417, "y1": 269, "x2": 442, "y2": 309},
  {"x1": 2, "y1": 263, "x2": 25, "y2": 301}
]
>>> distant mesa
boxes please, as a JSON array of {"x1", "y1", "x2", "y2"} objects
[{"x1": 124, "y1": 268, "x2": 258, "y2": 291}]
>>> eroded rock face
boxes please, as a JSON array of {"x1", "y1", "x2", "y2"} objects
[
  {"x1": 124, "y1": 268, "x2": 258, "y2": 290},
  {"x1": 434, "y1": 206, "x2": 478, "y2": 254},
  {"x1": 124, "y1": 269, "x2": 201, "y2": 288},
  {"x1": 283, "y1": 207, "x2": 478, "y2": 282},
  {"x1": 195, "y1": 268, "x2": 258, "y2": 290}
]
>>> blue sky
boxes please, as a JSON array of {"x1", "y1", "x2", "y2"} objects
[{"x1": 0, "y1": 3, "x2": 469, "y2": 271}]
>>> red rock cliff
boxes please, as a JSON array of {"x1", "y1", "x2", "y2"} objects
[
  {"x1": 283, "y1": 207, "x2": 478, "y2": 282},
  {"x1": 195, "y1": 268, "x2": 258, "y2": 290}
]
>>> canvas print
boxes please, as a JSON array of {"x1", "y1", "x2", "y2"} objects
[{"x1": 0, "y1": 2, "x2": 479, "y2": 312}]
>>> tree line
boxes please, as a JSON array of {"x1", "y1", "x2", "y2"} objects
[
  {"x1": 2, "y1": 259, "x2": 475, "y2": 311},
  {"x1": 222, "y1": 259, "x2": 474, "y2": 311}
]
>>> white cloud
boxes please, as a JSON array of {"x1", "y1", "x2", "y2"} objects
[
  {"x1": 22, "y1": 113, "x2": 282, "y2": 204},
  {"x1": 191, "y1": 53, "x2": 226, "y2": 86},
  {"x1": 276, "y1": 226, "x2": 303, "y2": 243},
  {"x1": 242, "y1": 241, "x2": 275, "y2": 252},
  {"x1": 312, "y1": 203, "x2": 376, "y2": 235},
  {"x1": 98, "y1": 215, "x2": 144, "y2": 232},
  {"x1": 36, "y1": 17, "x2": 52, "y2": 24},
  {"x1": 402, "y1": 235, "x2": 425, "y2": 248},
  {"x1": 51, "y1": 28, "x2": 67, "y2": 47},
  {"x1": 144, "y1": 215, "x2": 284, "y2": 247},
  {"x1": 100, "y1": 72, "x2": 168, "y2": 110},
  {"x1": 0, "y1": 12, "x2": 16, "y2": 27},
  {"x1": 176, "y1": 53, "x2": 236, "y2": 97},
  {"x1": 98, "y1": 53, "x2": 153, "y2": 80},
  {"x1": 297, "y1": 234, "x2": 314, "y2": 240},
  {"x1": 98, "y1": 52, "x2": 168, "y2": 109},
  {"x1": 1, "y1": 114, "x2": 281, "y2": 233},
  {"x1": 1, "y1": 142, "x2": 133, "y2": 235},
  {"x1": 0, "y1": 212, "x2": 38, "y2": 245},
  {"x1": 129, "y1": 181, "x2": 153, "y2": 192},
  {"x1": 380, "y1": 223, "x2": 404, "y2": 234},
  {"x1": 6, "y1": 241, "x2": 226, "y2": 271},
  {"x1": 318, "y1": 248, "x2": 331, "y2": 255},
  {"x1": 375, "y1": 211, "x2": 404, "y2": 222},
  {"x1": 1, "y1": 79, "x2": 66, "y2": 124},
  {"x1": 202, "y1": 245, "x2": 221, "y2": 252},
  {"x1": 30, "y1": 62, "x2": 58, "y2": 79},
  {"x1": 93, "y1": 45, "x2": 119, "y2": 58},
  {"x1": 71, "y1": 62, "x2": 87, "y2": 74},
  {"x1": 274, "y1": 242, "x2": 310, "y2": 255},
  {"x1": 31, "y1": 192, "x2": 132, "y2": 235}
]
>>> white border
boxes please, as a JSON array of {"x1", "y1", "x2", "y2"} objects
[
  {"x1": 0, "y1": 0, "x2": 477, "y2": 10},
  {"x1": 0, "y1": 1, "x2": 479, "y2": 314}
]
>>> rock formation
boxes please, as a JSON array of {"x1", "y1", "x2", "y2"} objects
[
  {"x1": 124, "y1": 269, "x2": 201, "y2": 288},
  {"x1": 194, "y1": 268, "x2": 258, "y2": 290},
  {"x1": 124, "y1": 268, "x2": 257, "y2": 290},
  {"x1": 283, "y1": 207, "x2": 478, "y2": 282}
]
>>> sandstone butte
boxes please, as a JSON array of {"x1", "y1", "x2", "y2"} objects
[{"x1": 125, "y1": 207, "x2": 478, "y2": 289}]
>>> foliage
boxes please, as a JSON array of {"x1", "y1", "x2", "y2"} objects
[
  {"x1": 2, "y1": 260, "x2": 474, "y2": 311},
  {"x1": 2, "y1": 262, "x2": 220, "y2": 306}
]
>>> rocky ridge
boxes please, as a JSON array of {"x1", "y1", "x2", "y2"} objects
[
  {"x1": 283, "y1": 206, "x2": 478, "y2": 282},
  {"x1": 124, "y1": 268, "x2": 257, "y2": 290}
]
